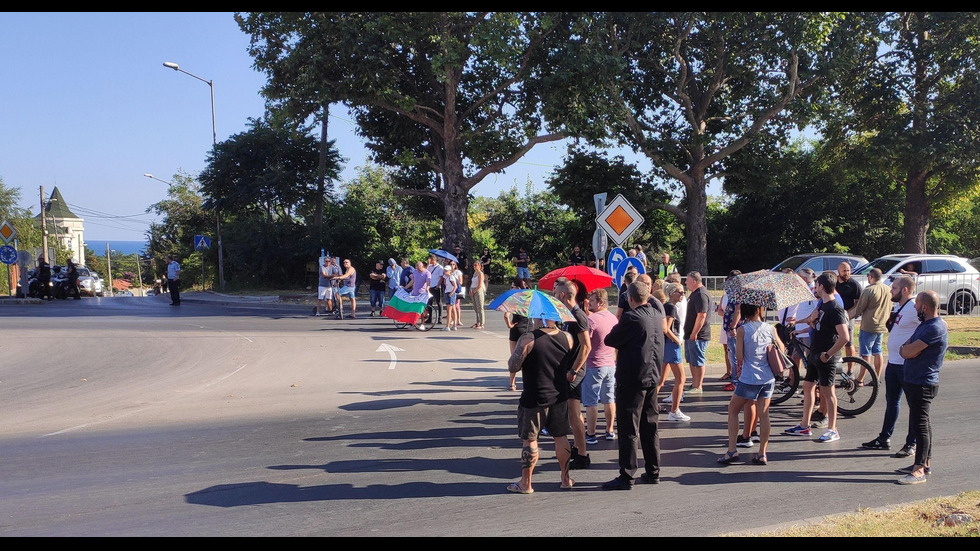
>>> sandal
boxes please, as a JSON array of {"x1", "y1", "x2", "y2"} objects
[
  {"x1": 752, "y1": 454, "x2": 768, "y2": 465},
  {"x1": 560, "y1": 478, "x2": 575, "y2": 490},
  {"x1": 506, "y1": 482, "x2": 533, "y2": 494},
  {"x1": 717, "y1": 450, "x2": 739, "y2": 465},
  {"x1": 720, "y1": 373, "x2": 731, "y2": 380}
]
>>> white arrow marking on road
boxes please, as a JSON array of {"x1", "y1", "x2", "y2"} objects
[{"x1": 376, "y1": 343, "x2": 406, "y2": 370}]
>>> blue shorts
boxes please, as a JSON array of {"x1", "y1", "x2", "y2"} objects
[
  {"x1": 685, "y1": 339, "x2": 709, "y2": 367},
  {"x1": 445, "y1": 293, "x2": 457, "y2": 305},
  {"x1": 734, "y1": 380, "x2": 775, "y2": 401},
  {"x1": 582, "y1": 366, "x2": 616, "y2": 407},
  {"x1": 664, "y1": 341, "x2": 683, "y2": 364},
  {"x1": 338, "y1": 285, "x2": 355, "y2": 298},
  {"x1": 859, "y1": 330, "x2": 884, "y2": 356}
]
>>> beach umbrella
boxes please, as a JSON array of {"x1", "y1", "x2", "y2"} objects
[
  {"x1": 487, "y1": 289, "x2": 574, "y2": 323},
  {"x1": 724, "y1": 269, "x2": 816, "y2": 310}
]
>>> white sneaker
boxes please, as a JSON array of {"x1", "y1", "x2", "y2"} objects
[
  {"x1": 661, "y1": 394, "x2": 683, "y2": 403},
  {"x1": 442, "y1": 326, "x2": 451, "y2": 331},
  {"x1": 667, "y1": 410, "x2": 691, "y2": 422}
]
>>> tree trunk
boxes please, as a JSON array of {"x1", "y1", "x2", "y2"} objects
[
  {"x1": 684, "y1": 177, "x2": 708, "y2": 275},
  {"x1": 442, "y1": 183, "x2": 471, "y2": 252},
  {"x1": 903, "y1": 172, "x2": 930, "y2": 253}
]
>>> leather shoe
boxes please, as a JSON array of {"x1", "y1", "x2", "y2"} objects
[
  {"x1": 637, "y1": 473, "x2": 660, "y2": 484},
  {"x1": 568, "y1": 453, "x2": 591, "y2": 470},
  {"x1": 602, "y1": 477, "x2": 633, "y2": 491}
]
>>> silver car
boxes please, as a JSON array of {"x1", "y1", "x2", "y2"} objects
[
  {"x1": 852, "y1": 254, "x2": 980, "y2": 315},
  {"x1": 76, "y1": 267, "x2": 104, "y2": 297}
]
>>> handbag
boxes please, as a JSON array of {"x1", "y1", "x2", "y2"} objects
[{"x1": 766, "y1": 343, "x2": 789, "y2": 378}]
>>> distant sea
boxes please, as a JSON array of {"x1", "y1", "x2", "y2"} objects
[{"x1": 88, "y1": 240, "x2": 149, "y2": 256}]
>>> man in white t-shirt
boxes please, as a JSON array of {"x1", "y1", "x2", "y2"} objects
[
  {"x1": 428, "y1": 254, "x2": 446, "y2": 324},
  {"x1": 861, "y1": 275, "x2": 920, "y2": 456}
]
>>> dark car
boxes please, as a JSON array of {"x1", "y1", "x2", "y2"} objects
[{"x1": 771, "y1": 253, "x2": 868, "y2": 274}]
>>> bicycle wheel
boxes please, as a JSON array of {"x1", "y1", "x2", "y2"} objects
[
  {"x1": 415, "y1": 301, "x2": 436, "y2": 331},
  {"x1": 835, "y1": 356, "x2": 879, "y2": 416},
  {"x1": 769, "y1": 361, "x2": 800, "y2": 406}
]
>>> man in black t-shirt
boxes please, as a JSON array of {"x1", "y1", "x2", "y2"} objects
[
  {"x1": 569, "y1": 246, "x2": 586, "y2": 266},
  {"x1": 554, "y1": 277, "x2": 592, "y2": 471},
  {"x1": 784, "y1": 271, "x2": 850, "y2": 443},
  {"x1": 836, "y1": 262, "x2": 862, "y2": 371},
  {"x1": 683, "y1": 272, "x2": 711, "y2": 394}
]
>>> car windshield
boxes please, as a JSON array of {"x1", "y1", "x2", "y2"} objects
[
  {"x1": 772, "y1": 256, "x2": 808, "y2": 271},
  {"x1": 77, "y1": 268, "x2": 90, "y2": 277},
  {"x1": 854, "y1": 257, "x2": 901, "y2": 275}
]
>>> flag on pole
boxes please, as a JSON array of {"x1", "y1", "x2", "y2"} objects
[{"x1": 382, "y1": 288, "x2": 430, "y2": 324}]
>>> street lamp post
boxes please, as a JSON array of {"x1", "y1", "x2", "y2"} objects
[{"x1": 162, "y1": 61, "x2": 225, "y2": 291}]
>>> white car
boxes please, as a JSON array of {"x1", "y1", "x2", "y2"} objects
[
  {"x1": 852, "y1": 254, "x2": 980, "y2": 315},
  {"x1": 77, "y1": 267, "x2": 104, "y2": 297}
]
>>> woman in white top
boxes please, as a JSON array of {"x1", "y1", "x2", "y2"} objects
[
  {"x1": 442, "y1": 260, "x2": 461, "y2": 331},
  {"x1": 470, "y1": 260, "x2": 487, "y2": 329},
  {"x1": 718, "y1": 303, "x2": 785, "y2": 466}
]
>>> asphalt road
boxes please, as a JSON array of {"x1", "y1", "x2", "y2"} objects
[{"x1": 1, "y1": 294, "x2": 978, "y2": 537}]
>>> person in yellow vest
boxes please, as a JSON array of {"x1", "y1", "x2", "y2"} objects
[{"x1": 655, "y1": 252, "x2": 678, "y2": 280}]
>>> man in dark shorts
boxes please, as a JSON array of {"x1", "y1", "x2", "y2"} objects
[
  {"x1": 554, "y1": 277, "x2": 592, "y2": 470},
  {"x1": 784, "y1": 271, "x2": 850, "y2": 442},
  {"x1": 602, "y1": 280, "x2": 664, "y2": 490},
  {"x1": 506, "y1": 318, "x2": 576, "y2": 494}
]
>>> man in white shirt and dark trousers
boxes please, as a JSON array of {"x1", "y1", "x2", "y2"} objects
[
  {"x1": 861, "y1": 274, "x2": 919, "y2": 456},
  {"x1": 167, "y1": 255, "x2": 181, "y2": 306}
]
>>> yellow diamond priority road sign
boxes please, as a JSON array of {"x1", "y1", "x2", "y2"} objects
[
  {"x1": 596, "y1": 194, "x2": 643, "y2": 246},
  {"x1": 0, "y1": 219, "x2": 17, "y2": 244}
]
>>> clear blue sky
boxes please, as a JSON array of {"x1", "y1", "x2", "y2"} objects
[{"x1": 0, "y1": 12, "x2": 652, "y2": 244}]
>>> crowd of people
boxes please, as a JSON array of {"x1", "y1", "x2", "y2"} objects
[{"x1": 503, "y1": 250, "x2": 949, "y2": 492}]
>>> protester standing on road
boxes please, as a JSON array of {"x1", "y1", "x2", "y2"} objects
[
  {"x1": 315, "y1": 256, "x2": 335, "y2": 316},
  {"x1": 785, "y1": 272, "x2": 848, "y2": 442},
  {"x1": 848, "y1": 267, "x2": 891, "y2": 380},
  {"x1": 506, "y1": 317, "x2": 576, "y2": 494},
  {"x1": 505, "y1": 277, "x2": 531, "y2": 391},
  {"x1": 369, "y1": 260, "x2": 387, "y2": 317},
  {"x1": 166, "y1": 255, "x2": 180, "y2": 306},
  {"x1": 569, "y1": 246, "x2": 586, "y2": 266},
  {"x1": 399, "y1": 258, "x2": 413, "y2": 290},
  {"x1": 602, "y1": 280, "x2": 664, "y2": 490},
  {"x1": 861, "y1": 274, "x2": 919, "y2": 455},
  {"x1": 656, "y1": 282, "x2": 690, "y2": 421},
  {"x1": 554, "y1": 278, "x2": 592, "y2": 471},
  {"x1": 469, "y1": 260, "x2": 487, "y2": 329},
  {"x1": 836, "y1": 262, "x2": 862, "y2": 374},
  {"x1": 684, "y1": 271, "x2": 711, "y2": 394},
  {"x1": 513, "y1": 247, "x2": 531, "y2": 281},
  {"x1": 386, "y1": 258, "x2": 402, "y2": 301},
  {"x1": 335, "y1": 258, "x2": 358, "y2": 318},
  {"x1": 896, "y1": 290, "x2": 948, "y2": 485},
  {"x1": 428, "y1": 254, "x2": 445, "y2": 324},
  {"x1": 442, "y1": 260, "x2": 461, "y2": 331},
  {"x1": 718, "y1": 303, "x2": 783, "y2": 466},
  {"x1": 583, "y1": 288, "x2": 618, "y2": 443}
]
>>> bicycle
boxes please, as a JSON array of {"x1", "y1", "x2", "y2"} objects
[
  {"x1": 392, "y1": 294, "x2": 436, "y2": 332},
  {"x1": 769, "y1": 332, "x2": 879, "y2": 416}
]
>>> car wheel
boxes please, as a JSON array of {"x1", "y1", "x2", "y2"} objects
[{"x1": 947, "y1": 290, "x2": 977, "y2": 315}]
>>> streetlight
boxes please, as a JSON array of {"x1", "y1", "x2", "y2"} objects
[
  {"x1": 162, "y1": 61, "x2": 225, "y2": 291},
  {"x1": 143, "y1": 173, "x2": 171, "y2": 187}
]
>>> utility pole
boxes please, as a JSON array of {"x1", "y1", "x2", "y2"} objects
[
  {"x1": 39, "y1": 186, "x2": 48, "y2": 262},
  {"x1": 135, "y1": 253, "x2": 144, "y2": 297},
  {"x1": 105, "y1": 243, "x2": 113, "y2": 297}
]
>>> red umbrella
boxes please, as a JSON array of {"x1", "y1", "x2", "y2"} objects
[{"x1": 537, "y1": 265, "x2": 614, "y2": 292}]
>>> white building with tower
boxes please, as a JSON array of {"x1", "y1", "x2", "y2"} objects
[{"x1": 34, "y1": 186, "x2": 85, "y2": 266}]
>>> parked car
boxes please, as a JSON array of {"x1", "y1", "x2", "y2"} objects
[
  {"x1": 77, "y1": 267, "x2": 103, "y2": 297},
  {"x1": 771, "y1": 253, "x2": 869, "y2": 274},
  {"x1": 852, "y1": 254, "x2": 980, "y2": 315}
]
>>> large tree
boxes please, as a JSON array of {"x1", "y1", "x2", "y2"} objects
[
  {"x1": 823, "y1": 12, "x2": 980, "y2": 253},
  {"x1": 237, "y1": 12, "x2": 567, "y2": 251},
  {"x1": 540, "y1": 12, "x2": 854, "y2": 273}
]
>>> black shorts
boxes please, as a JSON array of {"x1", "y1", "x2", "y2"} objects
[{"x1": 804, "y1": 350, "x2": 839, "y2": 387}]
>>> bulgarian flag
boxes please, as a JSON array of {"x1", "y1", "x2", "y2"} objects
[{"x1": 382, "y1": 288, "x2": 430, "y2": 324}]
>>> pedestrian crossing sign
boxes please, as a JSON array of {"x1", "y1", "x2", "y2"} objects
[
  {"x1": 194, "y1": 235, "x2": 211, "y2": 251},
  {"x1": 596, "y1": 194, "x2": 643, "y2": 245}
]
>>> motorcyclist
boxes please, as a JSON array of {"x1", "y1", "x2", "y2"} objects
[
  {"x1": 65, "y1": 259, "x2": 81, "y2": 300},
  {"x1": 36, "y1": 256, "x2": 52, "y2": 300}
]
